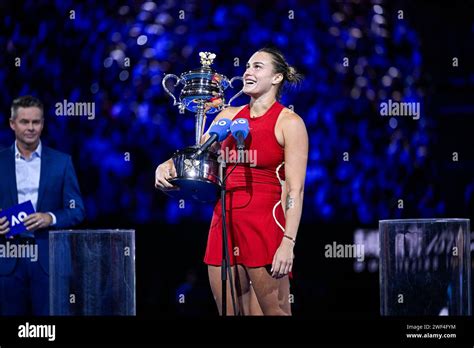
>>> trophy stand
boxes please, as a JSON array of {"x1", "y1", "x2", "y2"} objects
[
  {"x1": 194, "y1": 102, "x2": 206, "y2": 146},
  {"x1": 161, "y1": 52, "x2": 244, "y2": 315}
]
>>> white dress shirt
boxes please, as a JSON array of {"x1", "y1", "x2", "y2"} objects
[{"x1": 15, "y1": 141, "x2": 56, "y2": 227}]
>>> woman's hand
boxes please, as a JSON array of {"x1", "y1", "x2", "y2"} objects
[
  {"x1": 155, "y1": 159, "x2": 178, "y2": 190},
  {"x1": 271, "y1": 238, "x2": 295, "y2": 278},
  {"x1": 204, "y1": 97, "x2": 223, "y2": 113}
]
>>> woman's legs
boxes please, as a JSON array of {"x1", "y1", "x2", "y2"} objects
[
  {"x1": 246, "y1": 266, "x2": 291, "y2": 315},
  {"x1": 247, "y1": 282, "x2": 264, "y2": 315},
  {"x1": 208, "y1": 264, "x2": 252, "y2": 315}
]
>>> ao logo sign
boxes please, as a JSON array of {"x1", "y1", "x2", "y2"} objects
[
  {"x1": 232, "y1": 119, "x2": 247, "y2": 126},
  {"x1": 217, "y1": 119, "x2": 228, "y2": 126},
  {"x1": 11, "y1": 211, "x2": 28, "y2": 226}
]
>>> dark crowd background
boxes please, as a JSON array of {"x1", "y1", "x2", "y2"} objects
[{"x1": 0, "y1": 0, "x2": 473, "y2": 317}]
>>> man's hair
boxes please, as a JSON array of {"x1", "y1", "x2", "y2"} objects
[{"x1": 10, "y1": 95, "x2": 44, "y2": 120}]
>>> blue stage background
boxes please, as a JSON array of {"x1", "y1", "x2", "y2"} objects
[{"x1": 1, "y1": 0, "x2": 473, "y2": 316}]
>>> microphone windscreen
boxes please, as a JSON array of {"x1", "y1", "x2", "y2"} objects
[
  {"x1": 230, "y1": 118, "x2": 249, "y2": 139},
  {"x1": 209, "y1": 118, "x2": 231, "y2": 141}
]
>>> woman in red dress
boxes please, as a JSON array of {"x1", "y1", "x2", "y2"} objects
[{"x1": 156, "y1": 47, "x2": 308, "y2": 315}]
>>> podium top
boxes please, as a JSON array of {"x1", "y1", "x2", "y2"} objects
[
  {"x1": 379, "y1": 218, "x2": 469, "y2": 224},
  {"x1": 50, "y1": 229, "x2": 135, "y2": 234}
]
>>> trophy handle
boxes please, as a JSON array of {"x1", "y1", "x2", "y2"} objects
[
  {"x1": 162, "y1": 74, "x2": 183, "y2": 108},
  {"x1": 223, "y1": 76, "x2": 244, "y2": 108}
]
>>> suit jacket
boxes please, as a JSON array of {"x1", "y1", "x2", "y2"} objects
[{"x1": 0, "y1": 143, "x2": 85, "y2": 275}]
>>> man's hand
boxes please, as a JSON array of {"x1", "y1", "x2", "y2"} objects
[
  {"x1": 23, "y1": 213, "x2": 53, "y2": 232},
  {"x1": 0, "y1": 216, "x2": 10, "y2": 235}
]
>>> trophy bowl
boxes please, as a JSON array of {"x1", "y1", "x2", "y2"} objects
[
  {"x1": 178, "y1": 68, "x2": 226, "y2": 113},
  {"x1": 164, "y1": 146, "x2": 221, "y2": 203},
  {"x1": 162, "y1": 52, "x2": 243, "y2": 116}
]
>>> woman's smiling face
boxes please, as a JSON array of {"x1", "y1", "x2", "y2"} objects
[{"x1": 243, "y1": 51, "x2": 283, "y2": 98}]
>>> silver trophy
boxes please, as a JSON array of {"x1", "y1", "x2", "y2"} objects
[{"x1": 161, "y1": 52, "x2": 243, "y2": 202}]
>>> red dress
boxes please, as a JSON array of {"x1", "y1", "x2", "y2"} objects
[{"x1": 204, "y1": 101, "x2": 287, "y2": 268}]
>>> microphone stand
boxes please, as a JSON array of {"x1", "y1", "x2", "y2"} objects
[
  {"x1": 218, "y1": 137, "x2": 247, "y2": 316},
  {"x1": 203, "y1": 130, "x2": 247, "y2": 316},
  {"x1": 219, "y1": 160, "x2": 239, "y2": 316}
]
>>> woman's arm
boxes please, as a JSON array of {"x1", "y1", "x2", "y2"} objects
[
  {"x1": 282, "y1": 112, "x2": 308, "y2": 242},
  {"x1": 271, "y1": 110, "x2": 308, "y2": 278},
  {"x1": 156, "y1": 106, "x2": 240, "y2": 189}
]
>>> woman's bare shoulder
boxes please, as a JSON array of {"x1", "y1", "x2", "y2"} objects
[
  {"x1": 277, "y1": 107, "x2": 306, "y2": 131},
  {"x1": 280, "y1": 107, "x2": 304, "y2": 122}
]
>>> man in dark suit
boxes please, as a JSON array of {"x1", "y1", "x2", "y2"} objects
[{"x1": 0, "y1": 95, "x2": 85, "y2": 315}]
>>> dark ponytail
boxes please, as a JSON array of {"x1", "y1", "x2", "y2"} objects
[{"x1": 258, "y1": 47, "x2": 303, "y2": 100}]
